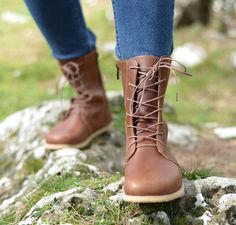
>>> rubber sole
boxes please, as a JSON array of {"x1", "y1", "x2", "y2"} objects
[
  {"x1": 45, "y1": 122, "x2": 113, "y2": 151},
  {"x1": 123, "y1": 184, "x2": 184, "y2": 203}
]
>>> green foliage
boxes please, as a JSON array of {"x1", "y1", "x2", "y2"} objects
[
  {"x1": 0, "y1": 170, "x2": 213, "y2": 225},
  {"x1": 0, "y1": 0, "x2": 236, "y2": 127},
  {"x1": 183, "y1": 168, "x2": 218, "y2": 180},
  {"x1": 22, "y1": 156, "x2": 44, "y2": 175},
  {"x1": 0, "y1": 155, "x2": 12, "y2": 177}
]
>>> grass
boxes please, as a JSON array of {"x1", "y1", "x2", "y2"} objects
[
  {"x1": 0, "y1": 0, "x2": 236, "y2": 127},
  {"x1": 182, "y1": 168, "x2": 219, "y2": 180},
  {"x1": 0, "y1": 2, "x2": 234, "y2": 224},
  {"x1": 0, "y1": 167, "x2": 214, "y2": 225},
  {"x1": 21, "y1": 156, "x2": 45, "y2": 175}
]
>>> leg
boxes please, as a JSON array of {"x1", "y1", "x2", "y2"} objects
[
  {"x1": 24, "y1": 0, "x2": 112, "y2": 149},
  {"x1": 112, "y1": 0, "x2": 188, "y2": 203},
  {"x1": 112, "y1": 0, "x2": 175, "y2": 59},
  {"x1": 24, "y1": 0, "x2": 96, "y2": 59}
]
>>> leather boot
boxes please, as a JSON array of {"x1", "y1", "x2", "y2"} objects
[
  {"x1": 45, "y1": 49, "x2": 112, "y2": 150},
  {"x1": 117, "y1": 55, "x2": 190, "y2": 203}
]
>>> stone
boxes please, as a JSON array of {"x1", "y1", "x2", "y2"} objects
[
  {"x1": 18, "y1": 188, "x2": 96, "y2": 225},
  {"x1": 172, "y1": 43, "x2": 207, "y2": 67},
  {"x1": 231, "y1": 52, "x2": 236, "y2": 68},
  {"x1": 100, "y1": 42, "x2": 116, "y2": 53},
  {"x1": 152, "y1": 211, "x2": 171, "y2": 225},
  {"x1": 195, "y1": 193, "x2": 208, "y2": 207},
  {"x1": 109, "y1": 192, "x2": 124, "y2": 203},
  {"x1": 0, "y1": 91, "x2": 235, "y2": 224},
  {"x1": 103, "y1": 177, "x2": 124, "y2": 195},
  {"x1": 199, "y1": 210, "x2": 213, "y2": 225},
  {"x1": 212, "y1": 0, "x2": 236, "y2": 38},
  {"x1": 0, "y1": 177, "x2": 12, "y2": 196},
  {"x1": 218, "y1": 194, "x2": 236, "y2": 212},
  {"x1": 1, "y1": 11, "x2": 28, "y2": 24},
  {"x1": 109, "y1": 176, "x2": 236, "y2": 224},
  {"x1": 168, "y1": 123, "x2": 198, "y2": 150},
  {"x1": 214, "y1": 127, "x2": 236, "y2": 139},
  {"x1": 175, "y1": 0, "x2": 212, "y2": 27}
]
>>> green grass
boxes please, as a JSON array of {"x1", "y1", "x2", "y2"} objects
[
  {"x1": 182, "y1": 168, "x2": 219, "y2": 180},
  {"x1": 0, "y1": 167, "x2": 214, "y2": 225},
  {"x1": 0, "y1": 2, "x2": 234, "y2": 224},
  {"x1": 21, "y1": 156, "x2": 45, "y2": 175},
  {"x1": 0, "y1": 1, "x2": 236, "y2": 127}
]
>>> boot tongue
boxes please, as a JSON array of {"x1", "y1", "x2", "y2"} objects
[
  {"x1": 135, "y1": 57, "x2": 159, "y2": 116},
  {"x1": 133, "y1": 57, "x2": 160, "y2": 138}
]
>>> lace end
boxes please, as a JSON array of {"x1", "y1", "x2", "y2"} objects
[{"x1": 116, "y1": 65, "x2": 120, "y2": 80}]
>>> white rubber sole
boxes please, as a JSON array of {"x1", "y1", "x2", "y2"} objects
[
  {"x1": 123, "y1": 184, "x2": 184, "y2": 203},
  {"x1": 45, "y1": 122, "x2": 113, "y2": 151}
]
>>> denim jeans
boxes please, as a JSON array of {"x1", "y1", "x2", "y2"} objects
[{"x1": 24, "y1": 0, "x2": 175, "y2": 60}]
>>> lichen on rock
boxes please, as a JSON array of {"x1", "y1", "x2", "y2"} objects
[{"x1": 0, "y1": 91, "x2": 235, "y2": 225}]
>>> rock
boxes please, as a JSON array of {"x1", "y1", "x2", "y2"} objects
[
  {"x1": 86, "y1": 0, "x2": 98, "y2": 6},
  {"x1": 175, "y1": 0, "x2": 212, "y2": 27},
  {"x1": 218, "y1": 194, "x2": 236, "y2": 212},
  {"x1": 0, "y1": 148, "x2": 90, "y2": 215},
  {"x1": 0, "y1": 177, "x2": 12, "y2": 196},
  {"x1": 107, "y1": 91, "x2": 124, "y2": 107},
  {"x1": 195, "y1": 193, "x2": 208, "y2": 207},
  {"x1": 103, "y1": 177, "x2": 124, "y2": 195},
  {"x1": 109, "y1": 192, "x2": 124, "y2": 203},
  {"x1": 199, "y1": 210, "x2": 213, "y2": 225},
  {"x1": 231, "y1": 52, "x2": 236, "y2": 68},
  {"x1": 1, "y1": 11, "x2": 28, "y2": 24},
  {"x1": 0, "y1": 91, "x2": 235, "y2": 224},
  {"x1": 152, "y1": 211, "x2": 171, "y2": 225},
  {"x1": 18, "y1": 188, "x2": 96, "y2": 225},
  {"x1": 128, "y1": 215, "x2": 146, "y2": 225},
  {"x1": 212, "y1": 0, "x2": 236, "y2": 38},
  {"x1": 100, "y1": 42, "x2": 116, "y2": 53},
  {"x1": 214, "y1": 126, "x2": 236, "y2": 139},
  {"x1": 204, "y1": 29, "x2": 227, "y2": 42},
  {"x1": 226, "y1": 206, "x2": 236, "y2": 225},
  {"x1": 168, "y1": 123, "x2": 198, "y2": 150},
  {"x1": 108, "y1": 176, "x2": 236, "y2": 224},
  {"x1": 172, "y1": 43, "x2": 207, "y2": 67},
  {"x1": 37, "y1": 148, "x2": 87, "y2": 177}
]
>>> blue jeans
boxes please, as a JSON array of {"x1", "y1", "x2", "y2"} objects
[{"x1": 24, "y1": 0, "x2": 175, "y2": 60}]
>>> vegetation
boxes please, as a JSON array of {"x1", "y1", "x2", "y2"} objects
[
  {"x1": 0, "y1": 1, "x2": 235, "y2": 224},
  {"x1": 0, "y1": 168, "x2": 212, "y2": 225},
  {"x1": 0, "y1": 0, "x2": 236, "y2": 127}
]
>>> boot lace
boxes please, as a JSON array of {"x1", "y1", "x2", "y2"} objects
[
  {"x1": 127, "y1": 57, "x2": 191, "y2": 150},
  {"x1": 57, "y1": 62, "x2": 91, "y2": 119}
]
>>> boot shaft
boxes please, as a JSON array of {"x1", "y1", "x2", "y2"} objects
[
  {"x1": 59, "y1": 49, "x2": 106, "y2": 99},
  {"x1": 117, "y1": 56, "x2": 171, "y2": 161}
]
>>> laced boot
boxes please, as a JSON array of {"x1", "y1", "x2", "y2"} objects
[
  {"x1": 45, "y1": 49, "x2": 112, "y2": 150},
  {"x1": 117, "y1": 55, "x2": 190, "y2": 203}
]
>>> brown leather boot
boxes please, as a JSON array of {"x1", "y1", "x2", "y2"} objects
[
  {"x1": 45, "y1": 49, "x2": 112, "y2": 150},
  {"x1": 117, "y1": 56, "x2": 190, "y2": 203}
]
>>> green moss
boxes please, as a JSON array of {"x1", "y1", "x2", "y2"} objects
[
  {"x1": 0, "y1": 155, "x2": 12, "y2": 176},
  {"x1": 1, "y1": 0, "x2": 236, "y2": 126},
  {"x1": 0, "y1": 171, "x2": 211, "y2": 225},
  {"x1": 0, "y1": 212, "x2": 16, "y2": 225},
  {"x1": 21, "y1": 156, "x2": 44, "y2": 175},
  {"x1": 173, "y1": 216, "x2": 189, "y2": 225},
  {"x1": 191, "y1": 206, "x2": 206, "y2": 217},
  {"x1": 112, "y1": 105, "x2": 125, "y2": 132}
]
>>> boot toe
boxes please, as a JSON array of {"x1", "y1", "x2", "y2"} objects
[
  {"x1": 45, "y1": 129, "x2": 66, "y2": 145},
  {"x1": 125, "y1": 175, "x2": 182, "y2": 197},
  {"x1": 124, "y1": 160, "x2": 182, "y2": 197},
  {"x1": 45, "y1": 122, "x2": 73, "y2": 145}
]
